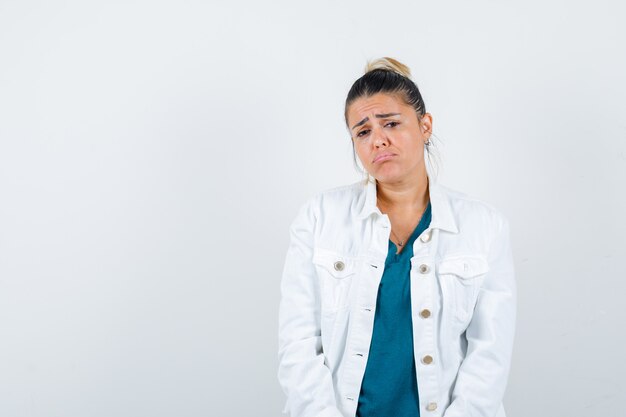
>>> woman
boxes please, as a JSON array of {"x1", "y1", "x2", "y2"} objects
[{"x1": 277, "y1": 57, "x2": 516, "y2": 417}]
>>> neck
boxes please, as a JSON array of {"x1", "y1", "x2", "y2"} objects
[{"x1": 376, "y1": 170, "x2": 429, "y2": 213}]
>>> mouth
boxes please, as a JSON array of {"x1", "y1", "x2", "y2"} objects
[{"x1": 373, "y1": 153, "x2": 396, "y2": 164}]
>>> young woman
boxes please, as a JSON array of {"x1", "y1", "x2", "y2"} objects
[{"x1": 278, "y1": 57, "x2": 516, "y2": 417}]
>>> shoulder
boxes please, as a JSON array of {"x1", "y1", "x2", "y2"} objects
[
  {"x1": 298, "y1": 180, "x2": 363, "y2": 212},
  {"x1": 437, "y1": 182, "x2": 510, "y2": 229},
  {"x1": 290, "y1": 180, "x2": 364, "y2": 229}
]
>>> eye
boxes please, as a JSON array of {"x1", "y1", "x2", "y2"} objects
[
  {"x1": 385, "y1": 121, "x2": 400, "y2": 128},
  {"x1": 356, "y1": 129, "x2": 370, "y2": 138}
]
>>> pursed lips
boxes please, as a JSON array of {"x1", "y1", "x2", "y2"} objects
[{"x1": 373, "y1": 152, "x2": 396, "y2": 163}]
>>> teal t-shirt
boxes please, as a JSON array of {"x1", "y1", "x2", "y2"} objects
[{"x1": 356, "y1": 201, "x2": 432, "y2": 417}]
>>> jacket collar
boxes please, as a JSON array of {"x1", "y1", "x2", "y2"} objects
[{"x1": 356, "y1": 175, "x2": 459, "y2": 234}]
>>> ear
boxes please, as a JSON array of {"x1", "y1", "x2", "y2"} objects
[{"x1": 420, "y1": 113, "x2": 433, "y2": 135}]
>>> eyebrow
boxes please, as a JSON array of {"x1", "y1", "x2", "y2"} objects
[{"x1": 351, "y1": 113, "x2": 401, "y2": 130}]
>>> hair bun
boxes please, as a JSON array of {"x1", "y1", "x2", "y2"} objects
[{"x1": 364, "y1": 57, "x2": 412, "y2": 79}]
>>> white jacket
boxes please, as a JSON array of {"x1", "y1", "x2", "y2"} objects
[{"x1": 277, "y1": 176, "x2": 517, "y2": 417}]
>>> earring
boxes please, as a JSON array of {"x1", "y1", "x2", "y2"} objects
[{"x1": 424, "y1": 137, "x2": 431, "y2": 146}]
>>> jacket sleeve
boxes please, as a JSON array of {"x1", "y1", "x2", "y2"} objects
[
  {"x1": 277, "y1": 198, "x2": 345, "y2": 417},
  {"x1": 443, "y1": 215, "x2": 517, "y2": 417}
]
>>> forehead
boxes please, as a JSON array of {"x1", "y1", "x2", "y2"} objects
[{"x1": 347, "y1": 93, "x2": 410, "y2": 121}]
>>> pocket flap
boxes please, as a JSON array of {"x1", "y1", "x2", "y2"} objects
[
  {"x1": 313, "y1": 247, "x2": 357, "y2": 279},
  {"x1": 437, "y1": 256, "x2": 489, "y2": 279}
]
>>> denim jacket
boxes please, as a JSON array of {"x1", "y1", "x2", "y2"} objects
[{"x1": 277, "y1": 176, "x2": 517, "y2": 417}]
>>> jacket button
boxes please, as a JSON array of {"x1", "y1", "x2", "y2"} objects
[
  {"x1": 421, "y1": 355, "x2": 433, "y2": 364},
  {"x1": 426, "y1": 402, "x2": 437, "y2": 411},
  {"x1": 334, "y1": 261, "x2": 345, "y2": 271},
  {"x1": 420, "y1": 230, "x2": 432, "y2": 242},
  {"x1": 419, "y1": 264, "x2": 430, "y2": 274},
  {"x1": 420, "y1": 309, "x2": 431, "y2": 318}
]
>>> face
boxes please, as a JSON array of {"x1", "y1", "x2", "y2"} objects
[{"x1": 347, "y1": 92, "x2": 432, "y2": 184}]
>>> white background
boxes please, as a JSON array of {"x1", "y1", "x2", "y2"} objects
[{"x1": 1, "y1": 1, "x2": 625, "y2": 416}]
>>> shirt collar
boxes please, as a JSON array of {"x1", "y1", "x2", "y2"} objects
[{"x1": 356, "y1": 175, "x2": 459, "y2": 234}]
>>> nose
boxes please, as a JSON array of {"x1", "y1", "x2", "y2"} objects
[{"x1": 372, "y1": 126, "x2": 389, "y2": 148}]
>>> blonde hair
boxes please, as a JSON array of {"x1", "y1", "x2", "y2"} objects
[{"x1": 364, "y1": 57, "x2": 412, "y2": 79}]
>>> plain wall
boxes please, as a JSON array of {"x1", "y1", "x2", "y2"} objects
[{"x1": 1, "y1": 0, "x2": 625, "y2": 416}]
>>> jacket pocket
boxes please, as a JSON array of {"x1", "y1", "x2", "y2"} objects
[
  {"x1": 312, "y1": 247, "x2": 358, "y2": 316},
  {"x1": 437, "y1": 255, "x2": 489, "y2": 326}
]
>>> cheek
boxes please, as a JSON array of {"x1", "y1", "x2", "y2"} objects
[
  {"x1": 354, "y1": 146, "x2": 371, "y2": 166},
  {"x1": 401, "y1": 135, "x2": 424, "y2": 155}
]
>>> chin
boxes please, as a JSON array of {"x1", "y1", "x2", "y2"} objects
[{"x1": 372, "y1": 171, "x2": 404, "y2": 184}]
